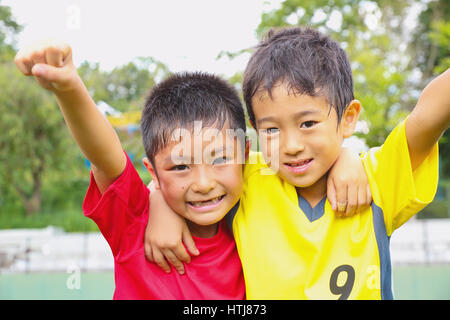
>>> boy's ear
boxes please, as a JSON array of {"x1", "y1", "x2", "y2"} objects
[
  {"x1": 142, "y1": 157, "x2": 160, "y2": 189},
  {"x1": 341, "y1": 99, "x2": 361, "y2": 138}
]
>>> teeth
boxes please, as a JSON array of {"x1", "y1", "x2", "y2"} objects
[
  {"x1": 288, "y1": 159, "x2": 310, "y2": 166},
  {"x1": 189, "y1": 195, "x2": 223, "y2": 207}
]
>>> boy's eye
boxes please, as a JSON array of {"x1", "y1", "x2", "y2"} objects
[
  {"x1": 301, "y1": 121, "x2": 317, "y2": 129},
  {"x1": 212, "y1": 156, "x2": 229, "y2": 165},
  {"x1": 263, "y1": 127, "x2": 279, "y2": 135},
  {"x1": 170, "y1": 164, "x2": 189, "y2": 171}
]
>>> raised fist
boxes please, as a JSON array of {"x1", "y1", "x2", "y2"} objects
[{"x1": 14, "y1": 39, "x2": 79, "y2": 92}]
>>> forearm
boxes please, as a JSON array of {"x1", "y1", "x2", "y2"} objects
[
  {"x1": 54, "y1": 76, "x2": 126, "y2": 183},
  {"x1": 408, "y1": 69, "x2": 450, "y2": 139},
  {"x1": 149, "y1": 186, "x2": 181, "y2": 219},
  {"x1": 406, "y1": 69, "x2": 450, "y2": 169}
]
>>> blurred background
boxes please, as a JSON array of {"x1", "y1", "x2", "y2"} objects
[{"x1": 0, "y1": 0, "x2": 449, "y2": 299}]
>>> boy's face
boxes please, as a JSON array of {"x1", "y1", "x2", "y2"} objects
[
  {"x1": 252, "y1": 83, "x2": 358, "y2": 191},
  {"x1": 145, "y1": 123, "x2": 246, "y2": 227}
]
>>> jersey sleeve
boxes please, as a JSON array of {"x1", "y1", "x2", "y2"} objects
[
  {"x1": 362, "y1": 118, "x2": 439, "y2": 236},
  {"x1": 82, "y1": 152, "x2": 150, "y2": 261}
]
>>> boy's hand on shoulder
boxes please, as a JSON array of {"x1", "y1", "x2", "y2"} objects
[
  {"x1": 145, "y1": 184, "x2": 199, "y2": 275},
  {"x1": 327, "y1": 148, "x2": 372, "y2": 217},
  {"x1": 145, "y1": 218, "x2": 198, "y2": 275},
  {"x1": 14, "y1": 39, "x2": 80, "y2": 93}
]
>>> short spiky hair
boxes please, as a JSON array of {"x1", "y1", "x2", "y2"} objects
[
  {"x1": 141, "y1": 72, "x2": 246, "y2": 164},
  {"x1": 243, "y1": 26, "x2": 354, "y2": 126}
]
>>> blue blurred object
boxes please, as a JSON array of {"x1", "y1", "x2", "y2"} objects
[
  {"x1": 84, "y1": 158, "x2": 91, "y2": 169},
  {"x1": 127, "y1": 125, "x2": 139, "y2": 135}
]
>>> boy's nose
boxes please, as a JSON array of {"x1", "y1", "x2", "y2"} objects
[
  {"x1": 283, "y1": 131, "x2": 305, "y2": 155},
  {"x1": 191, "y1": 166, "x2": 217, "y2": 194}
]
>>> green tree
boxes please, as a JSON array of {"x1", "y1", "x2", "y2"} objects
[
  {"x1": 0, "y1": 1, "x2": 21, "y2": 62},
  {"x1": 78, "y1": 57, "x2": 170, "y2": 112},
  {"x1": 410, "y1": 0, "x2": 449, "y2": 80},
  {"x1": 0, "y1": 63, "x2": 79, "y2": 215}
]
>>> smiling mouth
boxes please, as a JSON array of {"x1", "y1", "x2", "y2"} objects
[
  {"x1": 284, "y1": 158, "x2": 313, "y2": 174},
  {"x1": 187, "y1": 195, "x2": 225, "y2": 208},
  {"x1": 285, "y1": 159, "x2": 312, "y2": 167}
]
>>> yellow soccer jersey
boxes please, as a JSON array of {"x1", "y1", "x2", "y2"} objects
[{"x1": 233, "y1": 119, "x2": 438, "y2": 299}]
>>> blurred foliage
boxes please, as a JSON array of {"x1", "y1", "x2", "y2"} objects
[
  {"x1": 0, "y1": 62, "x2": 81, "y2": 216},
  {"x1": 419, "y1": 179, "x2": 450, "y2": 219},
  {"x1": 0, "y1": 2, "x2": 21, "y2": 62},
  {"x1": 78, "y1": 57, "x2": 170, "y2": 113},
  {"x1": 410, "y1": 0, "x2": 450, "y2": 79}
]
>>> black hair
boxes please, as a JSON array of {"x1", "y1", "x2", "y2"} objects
[
  {"x1": 243, "y1": 26, "x2": 354, "y2": 126},
  {"x1": 141, "y1": 72, "x2": 246, "y2": 164}
]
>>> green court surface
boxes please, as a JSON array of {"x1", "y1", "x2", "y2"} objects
[
  {"x1": 0, "y1": 265, "x2": 449, "y2": 299},
  {"x1": 0, "y1": 271, "x2": 114, "y2": 300}
]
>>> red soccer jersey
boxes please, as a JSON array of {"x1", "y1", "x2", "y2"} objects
[{"x1": 82, "y1": 153, "x2": 245, "y2": 299}]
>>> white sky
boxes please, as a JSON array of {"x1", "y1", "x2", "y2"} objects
[{"x1": 4, "y1": 0, "x2": 284, "y2": 77}]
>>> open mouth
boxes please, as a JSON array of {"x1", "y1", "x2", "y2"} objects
[
  {"x1": 187, "y1": 195, "x2": 225, "y2": 209},
  {"x1": 284, "y1": 158, "x2": 313, "y2": 174}
]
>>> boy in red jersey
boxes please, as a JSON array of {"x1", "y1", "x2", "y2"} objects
[{"x1": 14, "y1": 40, "x2": 247, "y2": 299}]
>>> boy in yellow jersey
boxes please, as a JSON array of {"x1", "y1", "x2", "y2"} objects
[
  {"x1": 145, "y1": 27, "x2": 449, "y2": 299},
  {"x1": 232, "y1": 27, "x2": 447, "y2": 299}
]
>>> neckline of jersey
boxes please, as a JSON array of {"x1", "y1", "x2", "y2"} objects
[{"x1": 297, "y1": 194, "x2": 327, "y2": 222}]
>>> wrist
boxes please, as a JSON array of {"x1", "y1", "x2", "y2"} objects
[{"x1": 52, "y1": 69, "x2": 84, "y2": 97}]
